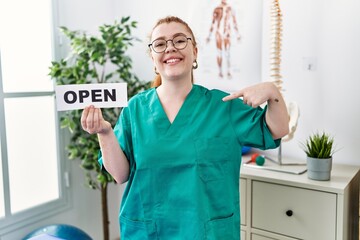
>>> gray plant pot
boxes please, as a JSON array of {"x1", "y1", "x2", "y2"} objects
[{"x1": 307, "y1": 156, "x2": 332, "y2": 181}]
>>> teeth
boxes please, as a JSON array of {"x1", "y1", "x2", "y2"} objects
[{"x1": 166, "y1": 58, "x2": 180, "y2": 63}]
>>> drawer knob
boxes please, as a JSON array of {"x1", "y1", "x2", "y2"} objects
[{"x1": 286, "y1": 210, "x2": 293, "y2": 217}]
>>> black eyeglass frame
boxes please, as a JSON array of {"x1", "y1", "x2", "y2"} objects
[{"x1": 148, "y1": 36, "x2": 192, "y2": 53}]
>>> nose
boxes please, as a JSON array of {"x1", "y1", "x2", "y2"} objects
[{"x1": 165, "y1": 39, "x2": 176, "y2": 53}]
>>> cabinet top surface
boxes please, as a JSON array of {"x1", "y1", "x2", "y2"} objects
[{"x1": 240, "y1": 163, "x2": 359, "y2": 193}]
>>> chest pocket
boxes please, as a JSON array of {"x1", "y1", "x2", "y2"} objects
[{"x1": 195, "y1": 137, "x2": 231, "y2": 182}]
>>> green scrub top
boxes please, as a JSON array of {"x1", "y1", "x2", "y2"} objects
[{"x1": 99, "y1": 84, "x2": 280, "y2": 240}]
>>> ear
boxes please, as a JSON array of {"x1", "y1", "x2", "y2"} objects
[
  {"x1": 150, "y1": 54, "x2": 157, "y2": 67},
  {"x1": 150, "y1": 51, "x2": 154, "y2": 61},
  {"x1": 193, "y1": 46, "x2": 198, "y2": 60}
]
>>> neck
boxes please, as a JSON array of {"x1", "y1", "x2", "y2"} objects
[{"x1": 156, "y1": 78, "x2": 193, "y2": 101}]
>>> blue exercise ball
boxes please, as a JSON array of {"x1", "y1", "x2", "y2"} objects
[{"x1": 23, "y1": 224, "x2": 92, "y2": 240}]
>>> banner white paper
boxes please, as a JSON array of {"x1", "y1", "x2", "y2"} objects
[{"x1": 55, "y1": 83, "x2": 128, "y2": 111}]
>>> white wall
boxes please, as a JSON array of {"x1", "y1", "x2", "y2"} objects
[
  {"x1": 318, "y1": 0, "x2": 360, "y2": 165},
  {"x1": 262, "y1": 0, "x2": 360, "y2": 165},
  {"x1": 5, "y1": 0, "x2": 359, "y2": 239}
]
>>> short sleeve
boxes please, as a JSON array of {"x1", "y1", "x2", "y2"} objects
[
  {"x1": 229, "y1": 99, "x2": 281, "y2": 150},
  {"x1": 98, "y1": 107, "x2": 134, "y2": 169}
]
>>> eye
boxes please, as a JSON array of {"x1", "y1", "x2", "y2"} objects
[
  {"x1": 174, "y1": 36, "x2": 187, "y2": 44},
  {"x1": 153, "y1": 40, "x2": 166, "y2": 48},
  {"x1": 175, "y1": 39, "x2": 186, "y2": 44}
]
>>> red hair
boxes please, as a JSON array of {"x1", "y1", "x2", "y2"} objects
[
  {"x1": 149, "y1": 16, "x2": 197, "y2": 88},
  {"x1": 151, "y1": 75, "x2": 162, "y2": 88}
]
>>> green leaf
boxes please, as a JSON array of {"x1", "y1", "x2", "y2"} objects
[
  {"x1": 131, "y1": 21, "x2": 137, "y2": 28},
  {"x1": 81, "y1": 159, "x2": 94, "y2": 170},
  {"x1": 69, "y1": 121, "x2": 76, "y2": 133},
  {"x1": 68, "y1": 147, "x2": 79, "y2": 160},
  {"x1": 60, "y1": 117, "x2": 70, "y2": 128},
  {"x1": 121, "y1": 16, "x2": 130, "y2": 24}
]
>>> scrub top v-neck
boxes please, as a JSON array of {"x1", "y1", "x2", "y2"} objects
[{"x1": 99, "y1": 84, "x2": 280, "y2": 240}]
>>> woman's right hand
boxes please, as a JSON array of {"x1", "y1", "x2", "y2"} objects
[{"x1": 81, "y1": 105, "x2": 112, "y2": 135}]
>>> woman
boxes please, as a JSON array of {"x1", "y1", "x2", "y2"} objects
[{"x1": 81, "y1": 16, "x2": 289, "y2": 240}]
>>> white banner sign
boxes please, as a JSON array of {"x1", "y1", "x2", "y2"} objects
[{"x1": 55, "y1": 83, "x2": 128, "y2": 111}]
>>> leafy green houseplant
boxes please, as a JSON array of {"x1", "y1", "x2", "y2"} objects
[
  {"x1": 302, "y1": 132, "x2": 336, "y2": 181},
  {"x1": 303, "y1": 131, "x2": 335, "y2": 158},
  {"x1": 49, "y1": 17, "x2": 150, "y2": 240}
]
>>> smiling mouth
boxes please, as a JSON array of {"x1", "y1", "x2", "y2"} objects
[{"x1": 164, "y1": 58, "x2": 182, "y2": 64}]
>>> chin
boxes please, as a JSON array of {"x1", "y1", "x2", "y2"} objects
[{"x1": 165, "y1": 72, "x2": 184, "y2": 80}]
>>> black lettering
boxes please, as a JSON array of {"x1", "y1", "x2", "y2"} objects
[
  {"x1": 64, "y1": 91, "x2": 77, "y2": 104},
  {"x1": 92, "y1": 89, "x2": 102, "y2": 102},
  {"x1": 79, "y1": 90, "x2": 90, "y2": 103},
  {"x1": 104, "y1": 89, "x2": 116, "y2": 102}
]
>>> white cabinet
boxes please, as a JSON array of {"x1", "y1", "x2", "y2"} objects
[
  {"x1": 241, "y1": 231, "x2": 246, "y2": 240},
  {"x1": 240, "y1": 164, "x2": 360, "y2": 240}
]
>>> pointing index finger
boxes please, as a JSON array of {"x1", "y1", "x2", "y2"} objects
[{"x1": 222, "y1": 91, "x2": 244, "y2": 102}]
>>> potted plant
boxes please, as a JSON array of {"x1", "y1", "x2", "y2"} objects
[
  {"x1": 301, "y1": 131, "x2": 336, "y2": 181},
  {"x1": 49, "y1": 17, "x2": 150, "y2": 240}
]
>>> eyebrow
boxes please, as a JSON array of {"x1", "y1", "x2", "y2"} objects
[{"x1": 152, "y1": 32, "x2": 187, "y2": 42}]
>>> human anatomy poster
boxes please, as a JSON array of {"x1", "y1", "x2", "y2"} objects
[{"x1": 189, "y1": 0, "x2": 263, "y2": 93}]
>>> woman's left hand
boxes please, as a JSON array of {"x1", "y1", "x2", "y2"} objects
[{"x1": 222, "y1": 82, "x2": 279, "y2": 108}]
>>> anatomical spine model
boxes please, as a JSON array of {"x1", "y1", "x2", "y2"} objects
[
  {"x1": 269, "y1": 0, "x2": 299, "y2": 143},
  {"x1": 269, "y1": 0, "x2": 283, "y2": 92}
]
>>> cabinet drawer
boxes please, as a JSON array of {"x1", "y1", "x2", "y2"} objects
[
  {"x1": 251, "y1": 233, "x2": 297, "y2": 240},
  {"x1": 252, "y1": 181, "x2": 336, "y2": 240},
  {"x1": 251, "y1": 234, "x2": 276, "y2": 240},
  {"x1": 240, "y1": 178, "x2": 246, "y2": 225}
]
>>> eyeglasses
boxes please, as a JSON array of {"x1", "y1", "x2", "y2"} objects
[{"x1": 148, "y1": 35, "x2": 192, "y2": 53}]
